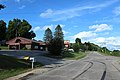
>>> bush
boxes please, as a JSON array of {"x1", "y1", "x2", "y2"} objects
[
  {"x1": 73, "y1": 43, "x2": 80, "y2": 53},
  {"x1": 22, "y1": 47, "x2": 27, "y2": 50}
]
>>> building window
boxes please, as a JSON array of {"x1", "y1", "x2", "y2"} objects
[{"x1": 35, "y1": 46, "x2": 38, "y2": 49}]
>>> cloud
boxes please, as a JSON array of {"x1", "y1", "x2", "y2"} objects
[
  {"x1": 71, "y1": 23, "x2": 117, "y2": 50},
  {"x1": 33, "y1": 26, "x2": 41, "y2": 32},
  {"x1": 63, "y1": 30, "x2": 69, "y2": 35},
  {"x1": 42, "y1": 24, "x2": 65, "y2": 30},
  {"x1": 91, "y1": 37, "x2": 120, "y2": 50},
  {"x1": 15, "y1": 0, "x2": 34, "y2": 3},
  {"x1": 89, "y1": 24, "x2": 112, "y2": 32},
  {"x1": 40, "y1": 0, "x2": 118, "y2": 21},
  {"x1": 19, "y1": 5, "x2": 25, "y2": 9},
  {"x1": 40, "y1": 9, "x2": 53, "y2": 18},
  {"x1": 73, "y1": 31, "x2": 97, "y2": 39},
  {"x1": 113, "y1": 6, "x2": 120, "y2": 16},
  {"x1": 15, "y1": 0, "x2": 21, "y2": 2},
  {"x1": 42, "y1": 24, "x2": 54, "y2": 30},
  {"x1": 74, "y1": 26, "x2": 79, "y2": 28},
  {"x1": 95, "y1": 17, "x2": 120, "y2": 23}
]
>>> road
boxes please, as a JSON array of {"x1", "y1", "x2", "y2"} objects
[{"x1": 27, "y1": 52, "x2": 120, "y2": 80}]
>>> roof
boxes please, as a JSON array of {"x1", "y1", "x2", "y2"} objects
[{"x1": 6, "y1": 37, "x2": 45, "y2": 45}]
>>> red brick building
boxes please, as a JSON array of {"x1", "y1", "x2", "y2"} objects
[{"x1": 6, "y1": 37, "x2": 46, "y2": 50}]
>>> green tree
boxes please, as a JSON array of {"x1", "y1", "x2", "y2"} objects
[
  {"x1": 54, "y1": 24, "x2": 64, "y2": 41},
  {"x1": 73, "y1": 43, "x2": 80, "y2": 52},
  {"x1": 49, "y1": 25, "x2": 64, "y2": 55},
  {"x1": 0, "y1": 4, "x2": 5, "y2": 10},
  {"x1": 43, "y1": 28, "x2": 53, "y2": 44},
  {"x1": 102, "y1": 47, "x2": 109, "y2": 53},
  {"x1": 0, "y1": 20, "x2": 6, "y2": 40},
  {"x1": 6, "y1": 18, "x2": 36, "y2": 40},
  {"x1": 49, "y1": 38, "x2": 63, "y2": 55},
  {"x1": 75, "y1": 38, "x2": 81, "y2": 44}
]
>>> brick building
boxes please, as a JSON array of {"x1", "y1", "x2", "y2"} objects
[{"x1": 6, "y1": 37, "x2": 46, "y2": 50}]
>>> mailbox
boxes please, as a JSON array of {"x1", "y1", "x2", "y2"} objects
[
  {"x1": 30, "y1": 57, "x2": 35, "y2": 62},
  {"x1": 29, "y1": 57, "x2": 35, "y2": 69}
]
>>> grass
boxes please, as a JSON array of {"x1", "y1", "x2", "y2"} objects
[
  {"x1": 111, "y1": 52, "x2": 120, "y2": 57},
  {"x1": 99, "y1": 51, "x2": 120, "y2": 57},
  {"x1": 0, "y1": 46, "x2": 8, "y2": 50},
  {"x1": 45, "y1": 51, "x2": 87, "y2": 60},
  {"x1": 62, "y1": 51, "x2": 87, "y2": 60},
  {"x1": 99, "y1": 51, "x2": 111, "y2": 56},
  {"x1": 0, "y1": 54, "x2": 43, "y2": 80}
]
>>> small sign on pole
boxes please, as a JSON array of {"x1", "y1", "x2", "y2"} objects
[{"x1": 30, "y1": 57, "x2": 35, "y2": 69}]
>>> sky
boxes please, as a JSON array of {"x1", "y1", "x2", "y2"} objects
[{"x1": 0, "y1": 0, "x2": 120, "y2": 50}]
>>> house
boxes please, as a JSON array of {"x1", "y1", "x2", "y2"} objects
[{"x1": 6, "y1": 37, "x2": 46, "y2": 50}]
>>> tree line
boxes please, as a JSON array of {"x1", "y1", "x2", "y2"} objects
[{"x1": 0, "y1": 19, "x2": 36, "y2": 41}]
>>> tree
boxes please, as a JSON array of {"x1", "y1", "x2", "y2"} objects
[
  {"x1": 0, "y1": 4, "x2": 5, "y2": 10},
  {"x1": 75, "y1": 38, "x2": 81, "y2": 45},
  {"x1": 102, "y1": 47, "x2": 109, "y2": 53},
  {"x1": 54, "y1": 24, "x2": 64, "y2": 41},
  {"x1": 0, "y1": 20, "x2": 6, "y2": 40},
  {"x1": 49, "y1": 38, "x2": 63, "y2": 55},
  {"x1": 43, "y1": 28, "x2": 53, "y2": 44},
  {"x1": 49, "y1": 25, "x2": 64, "y2": 55},
  {"x1": 6, "y1": 18, "x2": 36, "y2": 40},
  {"x1": 73, "y1": 43, "x2": 80, "y2": 52}
]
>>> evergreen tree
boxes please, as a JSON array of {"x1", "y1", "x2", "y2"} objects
[
  {"x1": 0, "y1": 20, "x2": 6, "y2": 40},
  {"x1": 49, "y1": 38, "x2": 63, "y2": 55},
  {"x1": 49, "y1": 24, "x2": 64, "y2": 55},
  {"x1": 54, "y1": 24, "x2": 64, "y2": 41},
  {"x1": 43, "y1": 28, "x2": 53, "y2": 44}
]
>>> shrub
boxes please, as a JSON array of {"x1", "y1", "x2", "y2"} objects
[
  {"x1": 73, "y1": 43, "x2": 80, "y2": 53},
  {"x1": 22, "y1": 47, "x2": 27, "y2": 50}
]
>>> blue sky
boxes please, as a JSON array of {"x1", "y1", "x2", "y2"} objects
[{"x1": 0, "y1": 0, "x2": 120, "y2": 50}]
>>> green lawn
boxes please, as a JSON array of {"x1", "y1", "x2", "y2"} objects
[
  {"x1": 0, "y1": 46, "x2": 8, "y2": 50},
  {"x1": 0, "y1": 54, "x2": 43, "y2": 80}
]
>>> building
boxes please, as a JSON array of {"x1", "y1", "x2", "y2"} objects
[
  {"x1": 6, "y1": 37, "x2": 46, "y2": 50},
  {"x1": 64, "y1": 40, "x2": 70, "y2": 49}
]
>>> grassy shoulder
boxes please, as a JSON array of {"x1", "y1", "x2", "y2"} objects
[
  {"x1": 0, "y1": 54, "x2": 43, "y2": 80},
  {"x1": 45, "y1": 51, "x2": 88, "y2": 60},
  {"x1": 62, "y1": 51, "x2": 87, "y2": 60},
  {"x1": 99, "y1": 51, "x2": 111, "y2": 56},
  {"x1": 99, "y1": 51, "x2": 120, "y2": 57}
]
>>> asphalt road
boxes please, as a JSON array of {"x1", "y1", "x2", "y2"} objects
[{"x1": 27, "y1": 52, "x2": 120, "y2": 80}]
